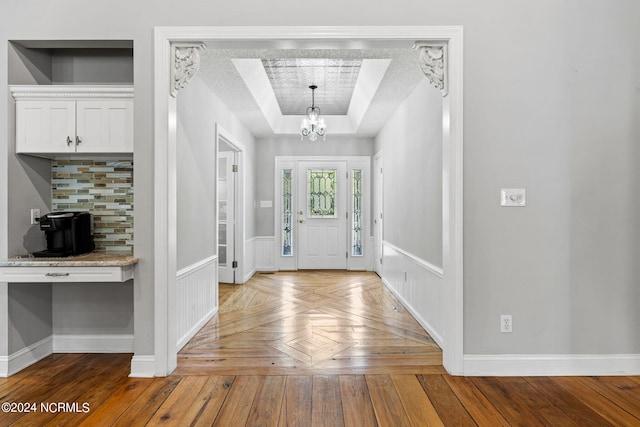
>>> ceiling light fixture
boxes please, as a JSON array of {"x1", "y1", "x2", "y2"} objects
[{"x1": 301, "y1": 85, "x2": 326, "y2": 141}]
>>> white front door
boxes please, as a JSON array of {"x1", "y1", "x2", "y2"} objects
[
  {"x1": 217, "y1": 151, "x2": 236, "y2": 283},
  {"x1": 297, "y1": 161, "x2": 347, "y2": 269}
]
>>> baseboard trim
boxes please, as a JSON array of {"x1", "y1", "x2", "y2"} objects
[
  {"x1": 243, "y1": 268, "x2": 257, "y2": 283},
  {"x1": 0, "y1": 336, "x2": 53, "y2": 377},
  {"x1": 52, "y1": 334, "x2": 134, "y2": 353},
  {"x1": 129, "y1": 355, "x2": 157, "y2": 378},
  {"x1": 464, "y1": 354, "x2": 640, "y2": 376},
  {"x1": 176, "y1": 307, "x2": 218, "y2": 351},
  {"x1": 382, "y1": 277, "x2": 444, "y2": 348}
]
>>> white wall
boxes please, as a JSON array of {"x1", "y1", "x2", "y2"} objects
[{"x1": 1, "y1": 0, "x2": 639, "y2": 367}]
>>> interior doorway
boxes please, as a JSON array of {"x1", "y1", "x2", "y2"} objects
[
  {"x1": 217, "y1": 147, "x2": 237, "y2": 283},
  {"x1": 373, "y1": 151, "x2": 383, "y2": 277},
  {"x1": 154, "y1": 27, "x2": 463, "y2": 376},
  {"x1": 215, "y1": 124, "x2": 246, "y2": 285}
]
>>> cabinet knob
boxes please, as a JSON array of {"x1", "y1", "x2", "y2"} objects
[
  {"x1": 66, "y1": 136, "x2": 73, "y2": 146},
  {"x1": 76, "y1": 136, "x2": 82, "y2": 145}
]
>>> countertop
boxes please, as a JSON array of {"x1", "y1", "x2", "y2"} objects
[{"x1": 0, "y1": 252, "x2": 139, "y2": 267}]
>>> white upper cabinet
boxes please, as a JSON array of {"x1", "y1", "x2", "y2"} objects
[
  {"x1": 75, "y1": 100, "x2": 133, "y2": 153},
  {"x1": 16, "y1": 100, "x2": 76, "y2": 153},
  {"x1": 11, "y1": 86, "x2": 134, "y2": 157}
]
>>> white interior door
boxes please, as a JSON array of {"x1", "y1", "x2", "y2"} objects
[
  {"x1": 374, "y1": 154, "x2": 383, "y2": 276},
  {"x1": 297, "y1": 161, "x2": 347, "y2": 269},
  {"x1": 217, "y1": 151, "x2": 236, "y2": 283}
]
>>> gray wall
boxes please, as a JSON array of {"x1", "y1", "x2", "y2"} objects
[
  {"x1": 51, "y1": 49, "x2": 133, "y2": 85},
  {"x1": 8, "y1": 44, "x2": 53, "y2": 85},
  {"x1": 1, "y1": 0, "x2": 639, "y2": 360},
  {"x1": 52, "y1": 282, "x2": 133, "y2": 335},
  {"x1": 8, "y1": 44, "x2": 133, "y2": 85},
  {"x1": 176, "y1": 75, "x2": 255, "y2": 271},
  {"x1": 254, "y1": 136, "x2": 375, "y2": 236},
  {"x1": 375, "y1": 79, "x2": 443, "y2": 266},
  {"x1": 9, "y1": 284, "x2": 52, "y2": 353}
]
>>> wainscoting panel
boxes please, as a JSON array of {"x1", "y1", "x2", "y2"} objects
[
  {"x1": 381, "y1": 241, "x2": 445, "y2": 348},
  {"x1": 254, "y1": 236, "x2": 277, "y2": 272},
  {"x1": 176, "y1": 256, "x2": 218, "y2": 351}
]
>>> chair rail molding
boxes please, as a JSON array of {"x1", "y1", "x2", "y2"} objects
[
  {"x1": 414, "y1": 42, "x2": 448, "y2": 97},
  {"x1": 170, "y1": 42, "x2": 206, "y2": 98}
]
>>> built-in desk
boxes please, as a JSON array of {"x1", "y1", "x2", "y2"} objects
[
  {"x1": 0, "y1": 253, "x2": 138, "y2": 377},
  {"x1": 0, "y1": 253, "x2": 138, "y2": 282}
]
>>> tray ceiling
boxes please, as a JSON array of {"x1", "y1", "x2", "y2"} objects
[{"x1": 197, "y1": 45, "x2": 425, "y2": 137}]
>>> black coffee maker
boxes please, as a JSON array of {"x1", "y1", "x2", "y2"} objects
[{"x1": 32, "y1": 212, "x2": 95, "y2": 257}]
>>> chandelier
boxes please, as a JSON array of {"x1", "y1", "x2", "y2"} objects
[{"x1": 300, "y1": 85, "x2": 326, "y2": 141}]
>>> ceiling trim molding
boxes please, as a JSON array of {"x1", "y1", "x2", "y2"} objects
[
  {"x1": 414, "y1": 42, "x2": 448, "y2": 97},
  {"x1": 170, "y1": 42, "x2": 206, "y2": 98}
]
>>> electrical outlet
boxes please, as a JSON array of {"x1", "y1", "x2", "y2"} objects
[
  {"x1": 30, "y1": 208, "x2": 41, "y2": 225},
  {"x1": 501, "y1": 314, "x2": 512, "y2": 333}
]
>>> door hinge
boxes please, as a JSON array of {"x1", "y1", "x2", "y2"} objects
[
  {"x1": 232, "y1": 164, "x2": 238, "y2": 172},
  {"x1": 232, "y1": 260, "x2": 238, "y2": 268}
]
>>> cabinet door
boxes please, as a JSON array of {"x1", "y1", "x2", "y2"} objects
[
  {"x1": 15, "y1": 100, "x2": 76, "y2": 153},
  {"x1": 76, "y1": 100, "x2": 133, "y2": 153}
]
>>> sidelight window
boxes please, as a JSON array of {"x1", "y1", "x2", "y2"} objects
[
  {"x1": 282, "y1": 169, "x2": 293, "y2": 256},
  {"x1": 352, "y1": 169, "x2": 363, "y2": 256}
]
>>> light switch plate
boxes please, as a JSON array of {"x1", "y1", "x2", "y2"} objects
[
  {"x1": 260, "y1": 200, "x2": 273, "y2": 208},
  {"x1": 501, "y1": 188, "x2": 526, "y2": 207}
]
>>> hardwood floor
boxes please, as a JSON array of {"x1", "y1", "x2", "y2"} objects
[
  {"x1": 1, "y1": 271, "x2": 639, "y2": 426},
  {"x1": 177, "y1": 271, "x2": 444, "y2": 376}
]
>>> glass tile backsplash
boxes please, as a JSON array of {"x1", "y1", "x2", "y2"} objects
[{"x1": 52, "y1": 160, "x2": 134, "y2": 254}]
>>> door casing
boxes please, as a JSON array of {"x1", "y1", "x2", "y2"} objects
[
  {"x1": 275, "y1": 156, "x2": 371, "y2": 272},
  {"x1": 153, "y1": 26, "x2": 464, "y2": 376}
]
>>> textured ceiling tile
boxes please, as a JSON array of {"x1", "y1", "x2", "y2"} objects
[{"x1": 262, "y1": 58, "x2": 363, "y2": 115}]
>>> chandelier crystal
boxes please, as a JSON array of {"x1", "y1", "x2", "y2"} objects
[{"x1": 301, "y1": 85, "x2": 326, "y2": 141}]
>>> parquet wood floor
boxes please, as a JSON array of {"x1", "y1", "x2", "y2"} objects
[
  {"x1": 176, "y1": 271, "x2": 444, "y2": 376},
  {"x1": 2, "y1": 271, "x2": 640, "y2": 425}
]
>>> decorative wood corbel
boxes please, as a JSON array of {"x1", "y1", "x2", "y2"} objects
[
  {"x1": 170, "y1": 42, "x2": 206, "y2": 98},
  {"x1": 414, "y1": 42, "x2": 448, "y2": 97}
]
